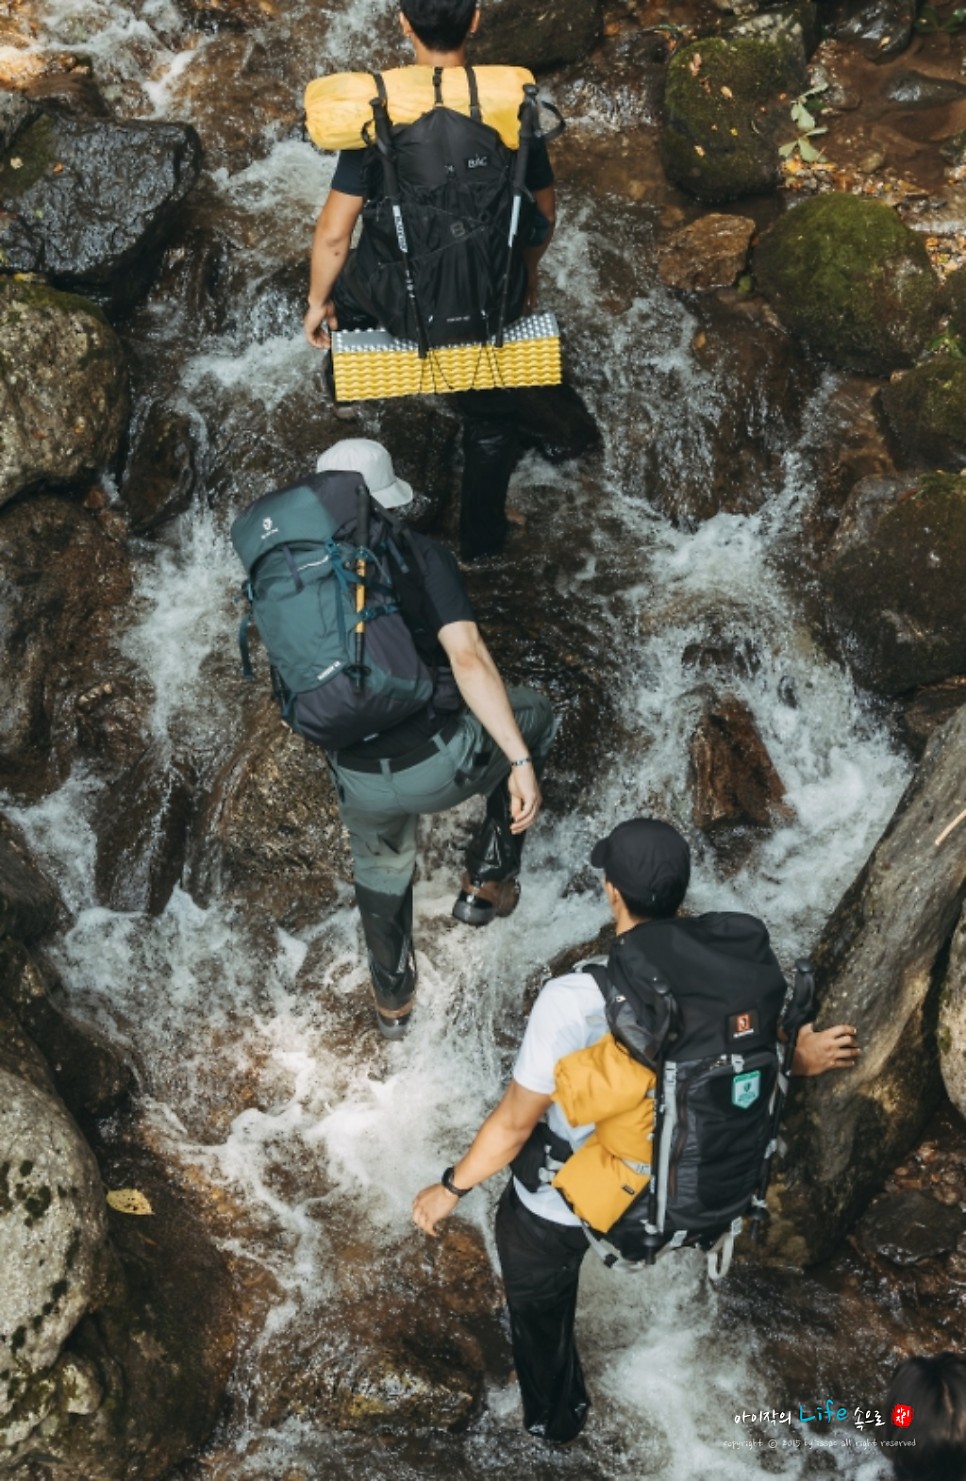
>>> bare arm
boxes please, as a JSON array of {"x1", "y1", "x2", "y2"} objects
[
  {"x1": 304, "y1": 189, "x2": 364, "y2": 349},
  {"x1": 522, "y1": 184, "x2": 556, "y2": 313},
  {"x1": 437, "y1": 620, "x2": 541, "y2": 834},
  {"x1": 412, "y1": 1080, "x2": 552, "y2": 1236},
  {"x1": 791, "y1": 1022, "x2": 861, "y2": 1076}
]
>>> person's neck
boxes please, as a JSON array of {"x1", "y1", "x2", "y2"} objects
[
  {"x1": 409, "y1": 38, "x2": 469, "y2": 67},
  {"x1": 615, "y1": 910, "x2": 650, "y2": 937}
]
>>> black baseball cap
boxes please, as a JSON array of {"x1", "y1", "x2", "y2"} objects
[{"x1": 590, "y1": 818, "x2": 691, "y2": 917}]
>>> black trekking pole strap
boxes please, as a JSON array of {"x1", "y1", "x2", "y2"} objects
[
  {"x1": 536, "y1": 98, "x2": 565, "y2": 144},
  {"x1": 495, "y1": 82, "x2": 538, "y2": 349},
  {"x1": 369, "y1": 83, "x2": 431, "y2": 358}
]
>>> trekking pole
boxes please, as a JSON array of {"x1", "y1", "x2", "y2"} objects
[
  {"x1": 370, "y1": 93, "x2": 431, "y2": 359},
  {"x1": 494, "y1": 83, "x2": 538, "y2": 351},
  {"x1": 351, "y1": 482, "x2": 370, "y2": 693},
  {"x1": 749, "y1": 959, "x2": 816, "y2": 1244}
]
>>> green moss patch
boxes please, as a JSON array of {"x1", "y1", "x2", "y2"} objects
[
  {"x1": 755, "y1": 193, "x2": 940, "y2": 372},
  {"x1": 881, "y1": 359, "x2": 966, "y2": 468}
]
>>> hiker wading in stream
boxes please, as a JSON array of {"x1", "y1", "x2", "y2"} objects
[
  {"x1": 413, "y1": 818, "x2": 862, "y2": 1443},
  {"x1": 268, "y1": 438, "x2": 554, "y2": 1037},
  {"x1": 302, "y1": 0, "x2": 558, "y2": 562}
]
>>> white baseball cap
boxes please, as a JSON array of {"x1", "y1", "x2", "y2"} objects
[{"x1": 315, "y1": 438, "x2": 414, "y2": 509}]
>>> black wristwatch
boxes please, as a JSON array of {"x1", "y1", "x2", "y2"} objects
[{"x1": 441, "y1": 1165, "x2": 472, "y2": 1198}]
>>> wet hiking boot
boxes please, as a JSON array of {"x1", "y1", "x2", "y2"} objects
[
  {"x1": 452, "y1": 873, "x2": 520, "y2": 927},
  {"x1": 369, "y1": 952, "x2": 416, "y2": 1040}
]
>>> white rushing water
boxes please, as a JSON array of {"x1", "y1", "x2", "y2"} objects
[{"x1": 14, "y1": 2, "x2": 911, "y2": 1476}]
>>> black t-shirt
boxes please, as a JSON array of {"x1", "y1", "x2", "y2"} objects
[
  {"x1": 331, "y1": 135, "x2": 554, "y2": 196},
  {"x1": 337, "y1": 528, "x2": 475, "y2": 760}
]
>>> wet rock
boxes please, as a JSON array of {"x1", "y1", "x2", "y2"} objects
[
  {"x1": 187, "y1": 696, "x2": 353, "y2": 930},
  {"x1": 755, "y1": 194, "x2": 941, "y2": 374},
  {"x1": 0, "y1": 939, "x2": 133, "y2": 1121},
  {"x1": 820, "y1": 472, "x2": 966, "y2": 694},
  {"x1": 825, "y1": 0, "x2": 916, "y2": 60},
  {"x1": 885, "y1": 70, "x2": 966, "y2": 108},
  {"x1": 0, "y1": 1066, "x2": 108, "y2": 1450},
  {"x1": 946, "y1": 266, "x2": 966, "y2": 336},
  {"x1": 514, "y1": 382, "x2": 600, "y2": 464},
  {"x1": 119, "y1": 400, "x2": 202, "y2": 535},
  {"x1": 688, "y1": 691, "x2": 791, "y2": 835},
  {"x1": 93, "y1": 748, "x2": 196, "y2": 916},
  {"x1": 942, "y1": 130, "x2": 966, "y2": 169},
  {"x1": 174, "y1": 0, "x2": 277, "y2": 30},
  {"x1": 23, "y1": 69, "x2": 112, "y2": 119},
  {"x1": 771, "y1": 704, "x2": 966, "y2": 1264},
  {"x1": 899, "y1": 678, "x2": 966, "y2": 756},
  {"x1": 881, "y1": 358, "x2": 966, "y2": 470},
  {"x1": 661, "y1": 33, "x2": 806, "y2": 202},
  {"x1": 940, "y1": 910, "x2": 966, "y2": 1120},
  {"x1": 0, "y1": 89, "x2": 32, "y2": 150},
  {"x1": 0, "y1": 497, "x2": 135, "y2": 796},
  {"x1": 623, "y1": 293, "x2": 817, "y2": 525},
  {"x1": 658, "y1": 213, "x2": 757, "y2": 293},
  {"x1": 0, "y1": 110, "x2": 202, "y2": 309},
  {"x1": 855, "y1": 1189, "x2": 965, "y2": 1266},
  {"x1": 74, "y1": 677, "x2": 153, "y2": 779},
  {"x1": 261, "y1": 1222, "x2": 506, "y2": 1433},
  {"x1": 0, "y1": 279, "x2": 128, "y2": 509},
  {"x1": 0, "y1": 815, "x2": 62, "y2": 943},
  {"x1": 7, "y1": 1145, "x2": 238, "y2": 1481},
  {"x1": 473, "y1": 0, "x2": 602, "y2": 71}
]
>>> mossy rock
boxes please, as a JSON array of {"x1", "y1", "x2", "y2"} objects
[
  {"x1": 821, "y1": 471, "x2": 966, "y2": 693},
  {"x1": 943, "y1": 266, "x2": 966, "y2": 338},
  {"x1": 661, "y1": 34, "x2": 806, "y2": 202},
  {"x1": 754, "y1": 193, "x2": 940, "y2": 373},
  {"x1": 880, "y1": 357, "x2": 966, "y2": 470}
]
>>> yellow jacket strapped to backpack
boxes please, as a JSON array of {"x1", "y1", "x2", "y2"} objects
[
  {"x1": 304, "y1": 65, "x2": 536, "y2": 153},
  {"x1": 551, "y1": 1033, "x2": 655, "y2": 1234}
]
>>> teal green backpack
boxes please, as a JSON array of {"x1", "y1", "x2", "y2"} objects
[{"x1": 231, "y1": 471, "x2": 436, "y2": 750}]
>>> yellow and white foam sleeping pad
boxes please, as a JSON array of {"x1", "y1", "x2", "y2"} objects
[{"x1": 331, "y1": 312, "x2": 562, "y2": 401}]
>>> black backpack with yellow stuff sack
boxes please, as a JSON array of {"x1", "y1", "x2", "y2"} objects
[
  {"x1": 340, "y1": 64, "x2": 563, "y2": 353},
  {"x1": 525, "y1": 915, "x2": 814, "y2": 1281}
]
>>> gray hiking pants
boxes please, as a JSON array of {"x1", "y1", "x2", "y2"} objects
[{"x1": 330, "y1": 686, "x2": 555, "y2": 900}]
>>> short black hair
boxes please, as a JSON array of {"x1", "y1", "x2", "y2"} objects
[
  {"x1": 611, "y1": 881, "x2": 683, "y2": 921},
  {"x1": 400, "y1": 0, "x2": 478, "y2": 50},
  {"x1": 884, "y1": 1354, "x2": 966, "y2": 1481}
]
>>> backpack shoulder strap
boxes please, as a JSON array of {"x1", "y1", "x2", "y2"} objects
[
  {"x1": 464, "y1": 64, "x2": 482, "y2": 121},
  {"x1": 432, "y1": 65, "x2": 444, "y2": 108}
]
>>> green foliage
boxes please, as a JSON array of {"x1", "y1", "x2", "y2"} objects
[
  {"x1": 779, "y1": 84, "x2": 829, "y2": 164},
  {"x1": 928, "y1": 327, "x2": 966, "y2": 358},
  {"x1": 915, "y1": 3, "x2": 966, "y2": 32}
]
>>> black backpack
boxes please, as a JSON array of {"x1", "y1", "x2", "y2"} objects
[
  {"x1": 578, "y1": 915, "x2": 814, "y2": 1279},
  {"x1": 230, "y1": 471, "x2": 457, "y2": 751},
  {"x1": 341, "y1": 65, "x2": 561, "y2": 352}
]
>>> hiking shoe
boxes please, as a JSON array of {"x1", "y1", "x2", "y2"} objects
[
  {"x1": 371, "y1": 989, "x2": 414, "y2": 1040},
  {"x1": 452, "y1": 873, "x2": 520, "y2": 927}
]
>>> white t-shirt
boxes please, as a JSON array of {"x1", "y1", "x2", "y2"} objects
[{"x1": 511, "y1": 969, "x2": 608, "y2": 1226}]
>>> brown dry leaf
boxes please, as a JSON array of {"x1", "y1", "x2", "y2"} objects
[
  {"x1": 694, "y1": 144, "x2": 705, "y2": 157},
  {"x1": 721, "y1": 85, "x2": 733, "y2": 99},
  {"x1": 688, "y1": 51, "x2": 702, "y2": 76},
  {"x1": 106, "y1": 1188, "x2": 154, "y2": 1216}
]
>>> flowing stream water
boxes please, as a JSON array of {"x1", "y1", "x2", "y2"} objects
[{"x1": 9, "y1": 2, "x2": 920, "y2": 1476}]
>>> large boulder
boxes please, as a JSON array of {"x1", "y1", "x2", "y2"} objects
[
  {"x1": 119, "y1": 399, "x2": 202, "y2": 535},
  {"x1": 0, "y1": 279, "x2": 128, "y2": 509},
  {"x1": 820, "y1": 472, "x2": 966, "y2": 695},
  {"x1": 940, "y1": 912, "x2": 966, "y2": 1120},
  {"x1": 93, "y1": 747, "x2": 197, "y2": 916},
  {"x1": 658, "y1": 213, "x2": 757, "y2": 293},
  {"x1": 473, "y1": 0, "x2": 602, "y2": 71},
  {"x1": 661, "y1": 32, "x2": 806, "y2": 202},
  {"x1": 187, "y1": 696, "x2": 353, "y2": 930},
  {"x1": 0, "y1": 815, "x2": 62, "y2": 943},
  {"x1": 0, "y1": 1067, "x2": 108, "y2": 1451},
  {"x1": 770, "y1": 705, "x2": 966, "y2": 1265},
  {"x1": 0, "y1": 496, "x2": 137, "y2": 795},
  {"x1": 0, "y1": 110, "x2": 202, "y2": 307},
  {"x1": 754, "y1": 195, "x2": 941, "y2": 374},
  {"x1": 824, "y1": 0, "x2": 916, "y2": 60},
  {"x1": 880, "y1": 358, "x2": 966, "y2": 471},
  {"x1": 688, "y1": 691, "x2": 791, "y2": 837}
]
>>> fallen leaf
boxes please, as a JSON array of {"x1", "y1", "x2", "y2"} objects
[
  {"x1": 106, "y1": 1188, "x2": 154, "y2": 1216},
  {"x1": 694, "y1": 144, "x2": 705, "y2": 156},
  {"x1": 688, "y1": 51, "x2": 702, "y2": 76},
  {"x1": 9, "y1": 157, "x2": 23, "y2": 170},
  {"x1": 721, "y1": 85, "x2": 733, "y2": 99}
]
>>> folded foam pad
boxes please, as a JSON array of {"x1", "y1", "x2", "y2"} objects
[{"x1": 331, "y1": 312, "x2": 562, "y2": 401}]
